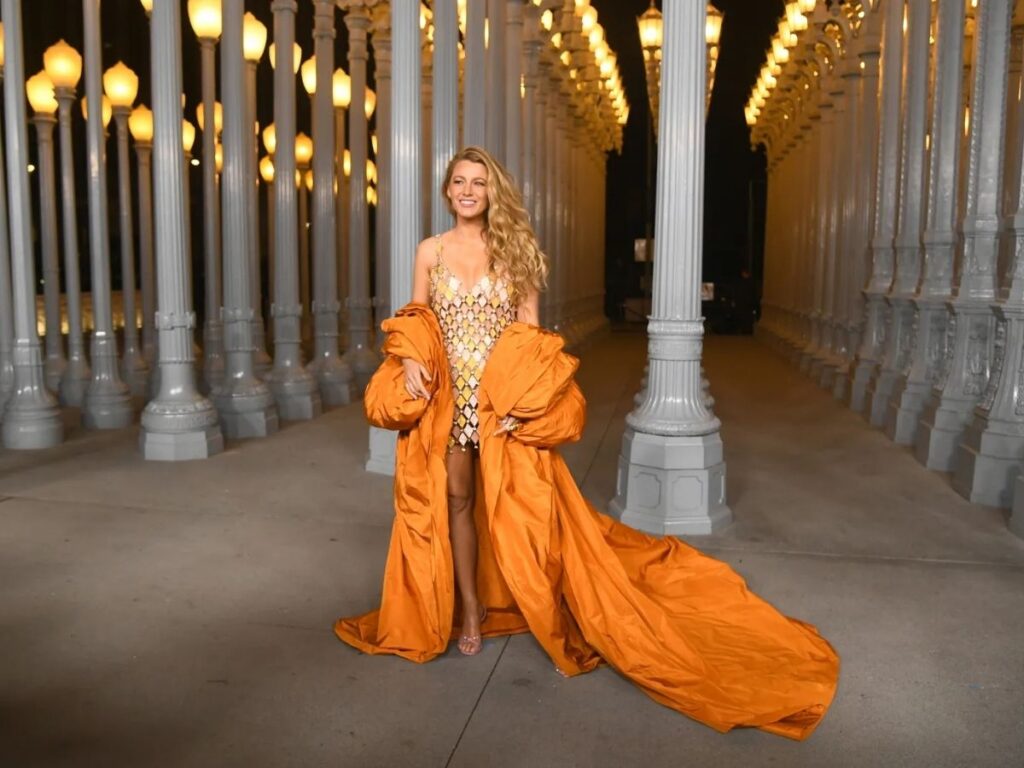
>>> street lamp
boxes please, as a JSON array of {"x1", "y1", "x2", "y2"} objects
[
  {"x1": 296, "y1": 131, "x2": 313, "y2": 345},
  {"x1": 334, "y1": 67, "x2": 351, "y2": 312},
  {"x1": 103, "y1": 61, "x2": 148, "y2": 396},
  {"x1": 26, "y1": 71, "x2": 66, "y2": 392},
  {"x1": 43, "y1": 39, "x2": 90, "y2": 405},
  {"x1": 128, "y1": 104, "x2": 156, "y2": 367},
  {"x1": 80, "y1": 93, "x2": 112, "y2": 128},
  {"x1": 188, "y1": 0, "x2": 224, "y2": 390}
]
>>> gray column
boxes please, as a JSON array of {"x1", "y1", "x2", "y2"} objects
[
  {"x1": 31, "y1": 111, "x2": 67, "y2": 394},
  {"x1": 53, "y1": 86, "x2": 90, "y2": 406},
  {"x1": 952, "y1": 0, "x2": 1020, "y2": 506},
  {"x1": 520, "y1": 3, "x2": 540, "y2": 226},
  {"x1": 81, "y1": 0, "x2": 133, "y2": 430},
  {"x1": 367, "y1": 0, "x2": 421, "y2": 476},
  {"x1": 881, "y1": 0, "x2": 934, "y2": 440},
  {"x1": 198, "y1": 37, "x2": 224, "y2": 391},
  {"x1": 245, "y1": 56, "x2": 272, "y2": 379},
  {"x1": 334, "y1": 100, "x2": 350, "y2": 317},
  {"x1": 907, "y1": 0, "x2": 967, "y2": 459},
  {"x1": 421, "y1": 36, "x2": 432, "y2": 237},
  {"x1": 267, "y1": 0, "x2": 322, "y2": 421},
  {"x1": 140, "y1": 0, "x2": 222, "y2": 460},
  {"x1": 485, "y1": 0, "x2": 506, "y2": 159},
  {"x1": 463, "y1": 0, "x2": 486, "y2": 146},
  {"x1": 431, "y1": 0, "x2": 457, "y2": 234},
  {"x1": 341, "y1": 1, "x2": 380, "y2": 390},
  {"x1": 543, "y1": 68, "x2": 559, "y2": 328},
  {"x1": 0, "y1": 65, "x2": 12, "y2": 409},
  {"x1": 1, "y1": 0, "x2": 63, "y2": 449},
  {"x1": 112, "y1": 107, "x2": 149, "y2": 397},
  {"x1": 504, "y1": 0, "x2": 523, "y2": 180},
  {"x1": 134, "y1": 134, "x2": 156, "y2": 369},
  {"x1": 807, "y1": 89, "x2": 835, "y2": 381},
  {"x1": 309, "y1": 0, "x2": 354, "y2": 405},
  {"x1": 370, "y1": 7, "x2": 392, "y2": 343},
  {"x1": 213, "y1": 0, "x2": 279, "y2": 438},
  {"x1": 920, "y1": 0, "x2": 1011, "y2": 472},
  {"x1": 609, "y1": 0, "x2": 730, "y2": 535}
]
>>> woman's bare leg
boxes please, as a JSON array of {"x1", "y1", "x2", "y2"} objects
[{"x1": 447, "y1": 446, "x2": 482, "y2": 654}]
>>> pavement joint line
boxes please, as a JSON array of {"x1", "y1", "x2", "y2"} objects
[
  {"x1": 697, "y1": 544, "x2": 1024, "y2": 569},
  {"x1": 444, "y1": 634, "x2": 510, "y2": 768},
  {"x1": 578, "y1": 365, "x2": 637, "y2": 490}
]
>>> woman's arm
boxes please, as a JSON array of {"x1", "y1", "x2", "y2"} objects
[{"x1": 517, "y1": 286, "x2": 540, "y2": 325}]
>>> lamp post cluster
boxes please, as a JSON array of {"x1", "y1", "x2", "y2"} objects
[
  {"x1": 755, "y1": 0, "x2": 1024, "y2": 529},
  {"x1": 0, "y1": 0, "x2": 630, "y2": 462}
]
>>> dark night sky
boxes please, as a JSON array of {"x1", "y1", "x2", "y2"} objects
[{"x1": 17, "y1": 1, "x2": 783, "y2": 325}]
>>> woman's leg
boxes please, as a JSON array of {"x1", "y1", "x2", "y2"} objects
[{"x1": 447, "y1": 446, "x2": 483, "y2": 654}]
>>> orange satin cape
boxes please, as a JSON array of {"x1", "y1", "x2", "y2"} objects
[{"x1": 335, "y1": 304, "x2": 839, "y2": 740}]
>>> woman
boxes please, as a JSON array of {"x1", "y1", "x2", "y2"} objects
[{"x1": 336, "y1": 147, "x2": 839, "y2": 740}]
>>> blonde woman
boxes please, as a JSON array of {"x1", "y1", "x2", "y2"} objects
[{"x1": 336, "y1": 147, "x2": 839, "y2": 740}]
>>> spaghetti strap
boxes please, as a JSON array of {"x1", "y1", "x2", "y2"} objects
[{"x1": 433, "y1": 233, "x2": 444, "y2": 268}]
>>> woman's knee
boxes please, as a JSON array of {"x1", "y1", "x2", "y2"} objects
[{"x1": 447, "y1": 489, "x2": 474, "y2": 518}]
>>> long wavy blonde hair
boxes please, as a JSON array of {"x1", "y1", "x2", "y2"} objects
[{"x1": 443, "y1": 146, "x2": 548, "y2": 302}]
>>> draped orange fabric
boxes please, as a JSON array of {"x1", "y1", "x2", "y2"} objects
[{"x1": 336, "y1": 304, "x2": 840, "y2": 740}]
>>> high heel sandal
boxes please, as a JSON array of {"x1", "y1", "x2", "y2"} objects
[{"x1": 457, "y1": 606, "x2": 487, "y2": 657}]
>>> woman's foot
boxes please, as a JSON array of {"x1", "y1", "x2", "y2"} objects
[{"x1": 457, "y1": 604, "x2": 487, "y2": 656}]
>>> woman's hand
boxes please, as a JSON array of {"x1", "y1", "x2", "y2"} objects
[
  {"x1": 493, "y1": 415, "x2": 522, "y2": 436},
  {"x1": 402, "y1": 358, "x2": 433, "y2": 400}
]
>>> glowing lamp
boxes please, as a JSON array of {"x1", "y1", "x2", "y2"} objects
[
  {"x1": 706, "y1": 5, "x2": 723, "y2": 46},
  {"x1": 182, "y1": 119, "x2": 196, "y2": 153},
  {"x1": 26, "y1": 71, "x2": 58, "y2": 115},
  {"x1": 196, "y1": 100, "x2": 223, "y2": 134},
  {"x1": 259, "y1": 155, "x2": 274, "y2": 183},
  {"x1": 301, "y1": 55, "x2": 317, "y2": 95},
  {"x1": 128, "y1": 104, "x2": 153, "y2": 142},
  {"x1": 365, "y1": 87, "x2": 376, "y2": 119},
  {"x1": 333, "y1": 68, "x2": 351, "y2": 108},
  {"x1": 263, "y1": 123, "x2": 276, "y2": 155},
  {"x1": 269, "y1": 42, "x2": 302, "y2": 74},
  {"x1": 243, "y1": 13, "x2": 267, "y2": 62},
  {"x1": 295, "y1": 132, "x2": 313, "y2": 167},
  {"x1": 187, "y1": 0, "x2": 222, "y2": 40},
  {"x1": 215, "y1": 142, "x2": 223, "y2": 173},
  {"x1": 637, "y1": 1, "x2": 663, "y2": 51},
  {"x1": 103, "y1": 61, "x2": 138, "y2": 109},
  {"x1": 43, "y1": 39, "x2": 82, "y2": 90},
  {"x1": 81, "y1": 95, "x2": 112, "y2": 128}
]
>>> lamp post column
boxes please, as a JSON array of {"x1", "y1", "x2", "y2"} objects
[
  {"x1": 81, "y1": 0, "x2": 133, "y2": 430},
  {"x1": 609, "y1": 0, "x2": 729, "y2": 534},
  {"x1": 213, "y1": 0, "x2": 279, "y2": 437},
  {"x1": 140, "y1": 0, "x2": 222, "y2": 460},
  {"x1": 486, "y1": 0, "x2": 506, "y2": 159},
  {"x1": 521, "y1": 3, "x2": 540, "y2": 231},
  {"x1": 431, "y1": 0, "x2": 457, "y2": 235},
  {"x1": 54, "y1": 87, "x2": 90, "y2": 406},
  {"x1": 245, "y1": 54, "x2": 272, "y2": 378},
  {"x1": 31, "y1": 112, "x2": 67, "y2": 394},
  {"x1": 952, "y1": 0, "x2": 1020, "y2": 506},
  {"x1": 267, "y1": 0, "x2": 321, "y2": 421},
  {"x1": 0, "y1": 2, "x2": 63, "y2": 448},
  {"x1": 370, "y1": 6, "x2": 392, "y2": 343},
  {"x1": 135, "y1": 136, "x2": 156, "y2": 368},
  {"x1": 340, "y1": 1, "x2": 380, "y2": 390},
  {"x1": 463, "y1": 0, "x2": 486, "y2": 146},
  {"x1": 913, "y1": 0, "x2": 968, "y2": 464},
  {"x1": 197, "y1": 37, "x2": 224, "y2": 391},
  {"x1": 309, "y1": 0, "x2": 354, "y2": 405},
  {"x1": 366, "y1": 0, "x2": 422, "y2": 475},
  {"x1": 112, "y1": 106, "x2": 148, "y2": 397},
  {"x1": 335, "y1": 100, "x2": 350, "y2": 318},
  {"x1": 505, "y1": 0, "x2": 523, "y2": 180},
  {"x1": 917, "y1": 0, "x2": 1010, "y2": 471},
  {"x1": 0, "y1": 64, "x2": 12, "y2": 409}
]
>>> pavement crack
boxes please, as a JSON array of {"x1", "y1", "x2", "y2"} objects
[{"x1": 444, "y1": 635, "x2": 509, "y2": 768}]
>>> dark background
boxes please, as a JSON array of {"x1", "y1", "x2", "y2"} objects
[{"x1": 16, "y1": 1, "x2": 782, "y2": 333}]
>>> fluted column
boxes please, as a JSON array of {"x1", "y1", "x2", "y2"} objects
[
  {"x1": 367, "y1": 0, "x2": 421, "y2": 475},
  {"x1": 213, "y1": 0, "x2": 279, "y2": 438},
  {"x1": 903, "y1": 0, "x2": 967, "y2": 454},
  {"x1": 370, "y1": 5, "x2": 392, "y2": 343},
  {"x1": 542, "y1": 58, "x2": 559, "y2": 328},
  {"x1": 431, "y1": 0, "x2": 457, "y2": 234},
  {"x1": 245, "y1": 56, "x2": 272, "y2": 379},
  {"x1": 0, "y1": 6, "x2": 62, "y2": 448},
  {"x1": 140, "y1": 0, "x2": 222, "y2": 460},
  {"x1": 533, "y1": 52, "x2": 550, "y2": 261},
  {"x1": 31, "y1": 112, "x2": 66, "y2": 394},
  {"x1": 878, "y1": 0, "x2": 933, "y2": 439},
  {"x1": 112, "y1": 107, "x2": 148, "y2": 397},
  {"x1": 807, "y1": 89, "x2": 835, "y2": 380},
  {"x1": 0, "y1": 66, "x2": 12, "y2": 409},
  {"x1": 463, "y1": 0, "x2": 486, "y2": 146},
  {"x1": 797, "y1": 110, "x2": 822, "y2": 371},
  {"x1": 952, "y1": 0, "x2": 1019, "y2": 506},
  {"x1": 197, "y1": 38, "x2": 224, "y2": 391},
  {"x1": 341, "y1": 1, "x2": 380, "y2": 390},
  {"x1": 81, "y1": 0, "x2": 132, "y2": 430},
  {"x1": 135, "y1": 137, "x2": 156, "y2": 368},
  {"x1": 309, "y1": 0, "x2": 354, "y2": 405},
  {"x1": 486, "y1": 0, "x2": 506, "y2": 159},
  {"x1": 520, "y1": 3, "x2": 540, "y2": 230},
  {"x1": 505, "y1": 0, "x2": 523, "y2": 180},
  {"x1": 53, "y1": 87, "x2": 90, "y2": 406},
  {"x1": 267, "y1": 0, "x2": 321, "y2": 421},
  {"x1": 609, "y1": 0, "x2": 730, "y2": 535},
  {"x1": 918, "y1": 0, "x2": 1010, "y2": 472}
]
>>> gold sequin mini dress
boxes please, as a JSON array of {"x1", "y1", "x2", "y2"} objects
[{"x1": 428, "y1": 235, "x2": 516, "y2": 452}]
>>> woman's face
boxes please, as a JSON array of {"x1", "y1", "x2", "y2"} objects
[{"x1": 447, "y1": 160, "x2": 489, "y2": 220}]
